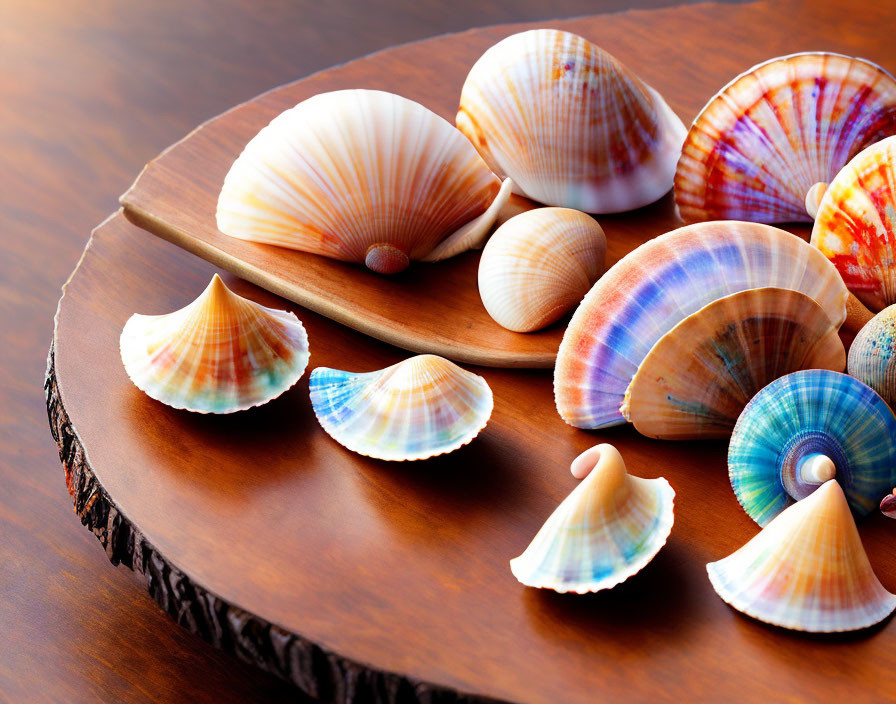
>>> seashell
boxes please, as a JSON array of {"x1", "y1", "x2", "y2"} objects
[
  {"x1": 120, "y1": 274, "x2": 309, "y2": 413},
  {"x1": 848, "y1": 303, "x2": 896, "y2": 408},
  {"x1": 621, "y1": 288, "x2": 846, "y2": 440},
  {"x1": 707, "y1": 480, "x2": 896, "y2": 633},
  {"x1": 810, "y1": 136, "x2": 896, "y2": 312},
  {"x1": 457, "y1": 29, "x2": 686, "y2": 213},
  {"x1": 729, "y1": 369, "x2": 896, "y2": 526},
  {"x1": 477, "y1": 207, "x2": 606, "y2": 333},
  {"x1": 510, "y1": 444, "x2": 674, "y2": 593},
  {"x1": 881, "y1": 489, "x2": 896, "y2": 519},
  {"x1": 216, "y1": 89, "x2": 512, "y2": 274},
  {"x1": 308, "y1": 355, "x2": 492, "y2": 461},
  {"x1": 675, "y1": 52, "x2": 896, "y2": 224},
  {"x1": 554, "y1": 221, "x2": 849, "y2": 429}
]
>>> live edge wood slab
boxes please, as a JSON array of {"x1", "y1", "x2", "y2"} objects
[
  {"x1": 49, "y1": 2, "x2": 896, "y2": 702},
  {"x1": 120, "y1": 0, "x2": 880, "y2": 368}
]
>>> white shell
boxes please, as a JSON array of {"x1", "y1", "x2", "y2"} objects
[
  {"x1": 457, "y1": 29, "x2": 686, "y2": 213},
  {"x1": 477, "y1": 208, "x2": 606, "y2": 332},
  {"x1": 217, "y1": 89, "x2": 511, "y2": 274},
  {"x1": 510, "y1": 444, "x2": 674, "y2": 593}
]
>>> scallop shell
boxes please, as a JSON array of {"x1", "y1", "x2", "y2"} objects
[
  {"x1": 811, "y1": 136, "x2": 896, "y2": 312},
  {"x1": 456, "y1": 29, "x2": 686, "y2": 213},
  {"x1": 729, "y1": 370, "x2": 896, "y2": 526},
  {"x1": 621, "y1": 288, "x2": 845, "y2": 440},
  {"x1": 120, "y1": 274, "x2": 309, "y2": 413},
  {"x1": 707, "y1": 480, "x2": 896, "y2": 633},
  {"x1": 308, "y1": 355, "x2": 493, "y2": 461},
  {"x1": 477, "y1": 208, "x2": 606, "y2": 332},
  {"x1": 216, "y1": 89, "x2": 512, "y2": 274},
  {"x1": 675, "y1": 53, "x2": 896, "y2": 224},
  {"x1": 848, "y1": 304, "x2": 896, "y2": 407},
  {"x1": 554, "y1": 221, "x2": 849, "y2": 429},
  {"x1": 510, "y1": 444, "x2": 674, "y2": 594}
]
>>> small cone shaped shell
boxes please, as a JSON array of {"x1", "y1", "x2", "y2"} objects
[
  {"x1": 308, "y1": 355, "x2": 493, "y2": 461},
  {"x1": 510, "y1": 444, "x2": 674, "y2": 594},
  {"x1": 676, "y1": 52, "x2": 896, "y2": 224},
  {"x1": 707, "y1": 480, "x2": 896, "y2": 632},
  {"x1": 457, "y1": 29, "x2": 686, "y2": 213},
  {"x1": 621, "y1": 288, "x2": 845, "y2": 440},
  {"x1": 554, "y1": 221, "x2": 848, "y2": 429},
  {"x1": 478, "y1": 208, "x2": 606, "y2": 332},
  {"x1": 120, "y1": 275, "x2": 309, "y2": 413},
  {"x1": 811, "y1": 136, "x2": 896, "y2": 312},
  {"x1": 217, "y1": 90, "x2": 507, "y2": 273},
  {"x1": 848, "y1": 304, "x2": 896, "y2": 408}
]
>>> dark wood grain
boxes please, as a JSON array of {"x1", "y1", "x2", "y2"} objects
[{"x1": 2, "y1": 1, "x2": 742, "y2": 702}]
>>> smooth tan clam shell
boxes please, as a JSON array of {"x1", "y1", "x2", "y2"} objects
[{"x1": 477, "y1": 208, "x2": 605, "y2": 333}]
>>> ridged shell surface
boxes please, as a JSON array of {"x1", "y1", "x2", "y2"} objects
[
  {"x1": 554, "y1": 221, "x2": 849, "y2": 429},
  {"x1": 811, "y1": 136, "x2": 896, "y2": 312},
  {"x1": 477, "y1": 208, "x2": 606, "y2": 332},
  {"x1": 707, "y1": 480, "x2": 896, "y2": 632},
  {"x1": 676, "y1": 53, "x2": 896, "y2": 224},
  {"x1": 729, "y1": 370, "x2": 896, "y2": 526},
  {"x1": 848, "y1": 304, "x2": 896, "y2": 408},
  {"x1": 308, "y1": 355, "x2": 493, "y2": 461},
  {"x1": 120, "y1": 275, "x2": 309, "y2": 413},
  {"x1": 622, "y1": 288, "x2": 846, "y2": 440},
  {"x1": 217, "y1": 89, "x2": 508, "y2": 274},
  {"x1": 510, "y1": 444, "x2": 674, "y2": 594},
  {"x1": 457, "y1": 29, "x2": 686, "y2": 213}
]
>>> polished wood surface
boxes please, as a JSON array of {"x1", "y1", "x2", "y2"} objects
[
  {"x1": 53, "y1": 2, "x2": 896, "y2": 698},
  {"x1": 11, "y1": 0, "x2": 896, "y2": 702},
  {"x1": 54, "y1": 212, "x2": 896, "y2": 704},
  {"x1": 4, "y1": 2, "x2": 721, "y2": 702}
]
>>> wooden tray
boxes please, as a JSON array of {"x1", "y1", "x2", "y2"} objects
[
  {"x1": 51, "y1": 2, "x2": 896, "y2": 702},
  {"x1": 119, "y1": 3, "x2": 725, "y2": 368}
]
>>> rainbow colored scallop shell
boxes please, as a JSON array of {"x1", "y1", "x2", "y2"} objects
[
  {"x1": 729, "y1": 370, "x2": 896, "y2": 526},
  {"x1": 811, "y1": 136, "x2": 896, "y2": 312},
  {"x1": 554, "y1": 221, "x2": 848, "y2": 429},
  {"x1": 309, "y1": 355, "x2": 493, "y2": 461},
  {"x1": 120, "y1": 275, "x2": 309, "y2": 413},
  {"x1": 676, "y1": 52, "x2": 896, "y2": 224}
]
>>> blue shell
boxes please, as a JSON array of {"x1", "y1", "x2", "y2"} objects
[{"x1": 729, "y1": 370, "x2": 896, "y2": 526}]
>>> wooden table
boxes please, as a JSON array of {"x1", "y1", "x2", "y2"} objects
[{"x1": 6, "y1": 0, "x2": 894, "y2": 702}]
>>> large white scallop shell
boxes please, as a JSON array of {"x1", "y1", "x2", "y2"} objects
[
  {"x1": 457, "y1": 29, "x2": 686, "y2": 213},
  {"x1": 477, "y1": 207, "x2": 606, "y2": 332},
  {"x1": 308, "y1": 355, "x2": 493, "y2": 461},
  {"x1": 217, "y1": 89, "x2": 511, "y2": 274}
]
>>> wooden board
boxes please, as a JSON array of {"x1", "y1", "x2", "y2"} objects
[
  {"x1": 51, "y1": 211, "x2": 896, "y2": 704},
  {"x1": 50, "y1": 2, "x2": 896, "y2": 701},
  {"x1": 118, "y1": 3, "x2": 757, "y2": 369}
]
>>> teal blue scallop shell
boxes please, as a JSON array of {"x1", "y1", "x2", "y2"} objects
[{"x1": 729, "y1": 370, "x2": 896, "y2": 526}]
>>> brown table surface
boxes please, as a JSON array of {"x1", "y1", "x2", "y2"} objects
[{"x1": 12, "y1": 0, "x2": 892, "y2": 702}]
